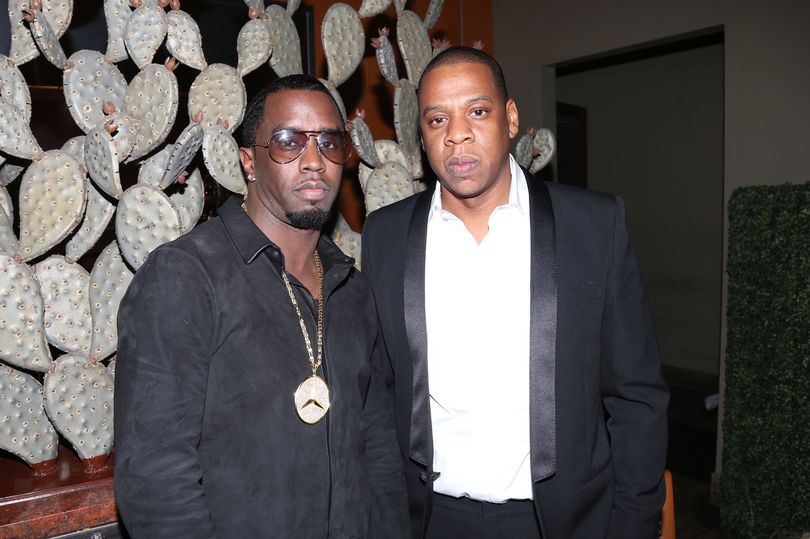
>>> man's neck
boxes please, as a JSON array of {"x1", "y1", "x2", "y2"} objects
[
  {"x1": 440, "y1": 171, "x2": 512, "y2": 244},
  {"x1": 245, "y1": 201, "x2": 321, "y2": 297}
]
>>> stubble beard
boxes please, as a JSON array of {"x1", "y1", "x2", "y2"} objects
[{"x1": 286, "y1": 208, "x2": 332, "y2": 230}]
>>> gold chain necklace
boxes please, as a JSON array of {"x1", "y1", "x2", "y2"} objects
[
  {"x1": 242, "y1": 201, "x2": 330, "y2": 424},
  {"x1": 281, "y1": 251, "x2": 330, "y2": 424}
]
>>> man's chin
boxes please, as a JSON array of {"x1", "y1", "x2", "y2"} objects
[{"x1": 286, "y1": 208, "x2": 332, "y2": 230}]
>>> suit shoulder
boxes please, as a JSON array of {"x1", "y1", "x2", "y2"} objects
[
  {"x1": 364, "y1": 190, "x2": 429, "y2": 232},
  {"x1": 542, "y1": 181, "x2": 620, "y2": 215}
]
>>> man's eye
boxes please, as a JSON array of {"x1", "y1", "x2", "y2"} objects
[
  {"x1": 428, "y1": 117, "x2": 446, "y2": 126},
  {"x1": 274, "y1": 137, "x2": 301, "y2": 149},
  {"x1": 471, "y1": 108, "x2": 487, "y2": 117}
]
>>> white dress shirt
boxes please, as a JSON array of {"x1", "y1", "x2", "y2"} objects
[{"x1": 424, "y1": 155, "x2": 533, "y2": 502}]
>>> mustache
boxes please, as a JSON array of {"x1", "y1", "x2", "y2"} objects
[{"x1": 293, "y1": 177, "x2": 330, "y2": 191}]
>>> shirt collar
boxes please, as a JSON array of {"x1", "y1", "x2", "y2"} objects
[
  {"x1": 218, "y1": 196, "x2": 355, "y2": 273},
  {"x1": 429, "y1": 154, "x2": 530, "y2": 219}
]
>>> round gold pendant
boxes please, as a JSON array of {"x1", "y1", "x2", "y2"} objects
[{"x1": 294, "y1": 375, "x2": 330, "y2": 424}]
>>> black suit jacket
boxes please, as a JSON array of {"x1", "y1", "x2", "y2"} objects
[{"x1": 361, "y1": 172, "x2": 669, "y2": 539}]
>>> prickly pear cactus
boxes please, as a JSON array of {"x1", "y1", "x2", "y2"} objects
[
  {"x1": 202, "y1": 125, "x2": 247, "y2": 195},
  {"x1": 121, "y1": 62, "x2": 179, "y2": 162},
  {"x1": 322, "y1": 4, "x2": 365, "y2": 87},
  {"x1": 166, "y1": 9, "x2": 207, "y2": 72},
  {"x1": 265, "y1": 4, "x2": 303, "y2": 78},
  {"x1": 0, "y1": 54, "x2": 32, "y2": 122},
  {"x1": 43, "y1": 354, "x2": 114, "y2": 463},
  {"x1": 236, "y1": 18, "x2": 272, "y2": 77},
  {"x1": 35, "y1": 255, "x2": 93, "y2": 355},
  {"x1": 423, "y1": 0, "x2": 445, "y2": 30},
  {"x1": 124, "y1": 2, "x2": 167, "y2": 69},
  {"x1": 187, "y1": 64, "x2": 246, "y2": 134},
  {"x1": 63, "y1": 50, "x2": 128, "y2": 134},
  {"x1": 0, "y1": 254, "x2": 52, "y2": 372},
  {"x1": 89, "y1": 241, "x2": 133, "y2": 360},
  {"x1": 0, "y1": 0, "x2": 467, "y2": 473},
  {"x1": 397, "y1": 10, "x2": 432, "y2": 84},
  {"x1": 18, "y1": 150, "x2": 87, "y2": 261},
  {"x1": 0, "y1": 364, "x2": 58, "y2": 471},
  {"x1": 529, "y1": 128, "x2": 556, "y2": 174},
  {"x1": 115, "y1": 184, "x2": 182, "y2": 270}
]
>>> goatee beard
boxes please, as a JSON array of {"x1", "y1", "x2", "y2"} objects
[{"x1": 286, "y1": 208, "x2": 332, "y2": 230}]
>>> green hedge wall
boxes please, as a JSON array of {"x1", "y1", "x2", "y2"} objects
[{"x1": 721, "y1": 183, "x2": 810, "y2": 538}]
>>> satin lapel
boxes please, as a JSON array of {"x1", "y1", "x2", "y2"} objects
[
  {"x1": 528, "y1": 174, "x2": 558, "y2": 482},
  {"x1": 404, "y1": 190, "x2": 433, "y2": 468}
]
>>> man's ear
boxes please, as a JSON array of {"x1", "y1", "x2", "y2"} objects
[
  {"x1": 239, "y1": 146, "x2": 255, "y2": 176},
  {"x1": 506, "y1": 98, "x2": 520, "y2": 140}
]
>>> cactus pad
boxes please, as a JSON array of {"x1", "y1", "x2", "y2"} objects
[
  {"x1": 122, "y1": 63, "x2": 179, "y2": 162},
  {"x1": 89, "y1": 241, "x2": 133, "y2": 359},
  {"x1": 61, "y1": 136, "x2": 86, "y2": 168},
  {"x1": 30, "y1": 7, "x2": 71, "y2": 70},
  {"x1": 137, "y1": 143, "x2": 174, "y2": 189},
  {"x1": 358, "y1": 0, "x2": 391, "y2": 18},
  {"x1": 0, "y1": 254, "x2": 52, "y2": 371},
  {"x1": 124, "y1": 3, "x2": 168, "y2": 69},
  {"x1": 104, "y1": 112, "x2": 140, "y2": 162},
  {"x1": 166, "y1": 9, "x2": 207, "y2": 71},
  {"x1": 349, "y1": 113, "x2": 381, "y2": 168},
  {"x1": 43, "y1": 354, "x2": 114, "y2": 461},
  {"x1": 202, "y1": 124, "x2": 246, "y2": 195},
  {"x1": 394, "y1": 79, "x2": 420, "y2": 171},
  {"x1": 8, "y1": 1, "x2": 40, "y2": 66},
  {"x1": 514, "y1": 130, "x2": 533, "y2": 169},
  {"x1": 168, "y1": 167, "x2": 204, "y2": 233},
  {"x1": 372, "y1": 29, "x2": 399, "y2": 87},
  {"x1": 397, "y1": 10, "x2": 432, "y2": 84},
  {"x1": 0, "y1": 97, "x2": 44, "y2": 160},
  {"x1": 19, "y1": 150, "x2": 87, "y2": 261},
  {"x1": 0, "y1": 54, "x2": 32, "y2": 122},
  {"x1": 265, "y1": 4, "x2": 303, "y2": 77},
  {"x1": 363, "y1": 161, "x2": 414, "y2": 213},
  {"x1": 529, "y1": 128, "x2": 555, "y2": 174},
  {"x1": 0, "y1": 163, "x2": 25, "y2": 187},
  {"x1": 115, "y1": 184, "x2": 182, "y2": 270},
  {"x1": 104, "y1": 0, "x2": 131, "y2": 63},
  {"x1": 35, "y1": 255, "x2": 93, "y2": 355},
  {"x1": 394, "y1": 0, "x2": 407, "y2": 15},
  {"x1": 63, "y1": 50, "x2": 128, "y2": 135},
  {"x1": 0, "y1": 204, "x2": 20, "y2": 257},
  {"x1": 0, "y1": 365, "x2": 58, "y2": 468},
  {"x1": 65, "y1": 180, "x2": 115, "y2": 263},
  {"x1": 84, "y1": 126, "x2": 122, "y2": 199},
  {"x1": 106, "y1": 356, "x2": 115, "y2": 379},
  {"x1": 322, "y1": 4, "x2": 365, "y2": 87},
  {"x1": 0, "y1": 186, "x2": 14, "y2": 225},
  {"x1": 374, "y1": 139, "x2": 411, "y2": 172},
  {"x1": 187, "y1": 64, "x2": 246, "y2": 134},
  {"x1": 287, "y1": 0, "x2": 302, "y2": 16},
  {"x1": 330, "y1": 213, "x2": 361, "y2": 268},
  {"x1": 236, "y1": 19, "x2": 272, "y2": 77},
  {"x1": 318, "y1": 78, "x2": 347, "y2": 121},
  {"x1": 162, "y1": 122, "x2": 204, "y2": 186},
  {"x1": 423, "y1": 0, "x2": 444, "y2": 30}
]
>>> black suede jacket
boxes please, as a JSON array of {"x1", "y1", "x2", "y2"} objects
[{"x1": 115, "y1": 197, "x2": 409, "y2": 538}]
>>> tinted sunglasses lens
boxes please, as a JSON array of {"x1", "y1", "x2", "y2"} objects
[
  {"x1": 268, "y1": 131, "x2": 308, "y2": 163},
  {"x1": 316, "y1": 131, "x2": 351, "y2": 164}
]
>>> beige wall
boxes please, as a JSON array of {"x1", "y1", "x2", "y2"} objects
[
  {"x1": 493, "y1": 0, "x2": 810, "y2": 480},
  {"x1": 556, "y1": 44, "x2": 724, "y2": 377}
]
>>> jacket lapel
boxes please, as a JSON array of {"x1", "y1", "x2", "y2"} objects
[
  {"x1": 527, "y1": 173, "x2": 558, "y2": 482},
  {"x1": 404, "y1": 189, "x2": 433, "y2": 468}
]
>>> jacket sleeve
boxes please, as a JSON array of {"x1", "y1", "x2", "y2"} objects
[
  {"x1": 601, "y1": 197, "x2": 670, "y2": 538},
  {"x1": 114, "y1": 247, "x2": 217, "y2": 539}
]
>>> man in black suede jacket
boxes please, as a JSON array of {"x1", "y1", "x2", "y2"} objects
[{"x1": 115, "y1": 75, "x2": 409, "y2": 538}]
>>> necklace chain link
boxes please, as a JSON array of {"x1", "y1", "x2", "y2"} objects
[{"x1": 281, "y1": 251, "x2": 324, "y2": 376}]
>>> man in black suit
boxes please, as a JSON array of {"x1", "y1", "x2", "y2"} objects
[{"x1": 361, "y1": 47, "x2": 669, "y2": 538}]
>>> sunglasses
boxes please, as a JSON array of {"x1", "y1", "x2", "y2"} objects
[{"x1": 255, "y1": 129, "x2": 352, "y2": 165}]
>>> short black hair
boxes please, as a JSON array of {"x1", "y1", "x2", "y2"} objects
[
  {"x1": 417, "y1": 46, "x2": 509, "y2": 103},
  {"x1": 240, "y1": 75, "x2": 340, "y2": 147}
]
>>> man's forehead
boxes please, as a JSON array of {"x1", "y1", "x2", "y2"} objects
[
  {"x1": 258, "y1": 89, "x2": 342, "y2": 132},
  {"x1": 418, "y1": 63, "x2": 499, "y2": 104}
]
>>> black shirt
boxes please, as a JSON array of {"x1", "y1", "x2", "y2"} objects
[{"x1": 115, "y1": 197, "x2": 409, "y2": 538}]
